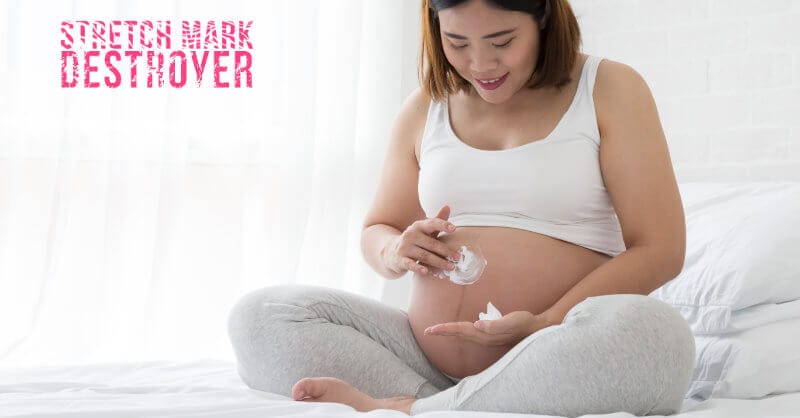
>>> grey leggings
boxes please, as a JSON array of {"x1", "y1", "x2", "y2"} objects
[{"x1": 227, "y1": 284, "x2": 695, "y2": 416}]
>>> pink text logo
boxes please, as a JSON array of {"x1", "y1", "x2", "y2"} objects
[{"x1": 60, "y1": 20, "x2": 254, "y2": 88}]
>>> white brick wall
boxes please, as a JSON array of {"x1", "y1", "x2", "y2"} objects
[
  {"x1": 571, "y1": 0, "x2": 800, "y2": 181},
  {"x1": 795, "y1": 52, "x2": 800, "y2": 84},
  {"x1": 791, "y1": 128, "x2": 800, "y2": 157}
]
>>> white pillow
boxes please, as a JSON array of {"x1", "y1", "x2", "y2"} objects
[
  {"x1": 649, "y1": 182, "x2": 800, "y2": 335},
  {"x1": 708, "y1": 298, "x2": 800, "y2": 334},
  {"x1": 686, "y1": 316, "x2": 800, "y2": 401}
]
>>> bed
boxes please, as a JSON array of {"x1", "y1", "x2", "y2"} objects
[
  {"x1": 2, "y1": 181, "x2": 799, "y2": 417},
  {"x1": 1, "y1": 358, "x2": 799, "y2": 418}
]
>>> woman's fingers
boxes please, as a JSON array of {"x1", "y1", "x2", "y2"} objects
[
  {"x1": 406, "y1": 257, "x2": 428, "y2": 275},
  {"x1": 424, "y1": 322, "x2": 517, "y2": 346},
  {"x1": 418, "y1": 217, "x2": 456, "y2": 238},
  {"x1": 419, "y1": 235, "x2": 461, "y2": 264},
  {"x1": 404, "y1": 216, "x2": 460, "y2": 277}
]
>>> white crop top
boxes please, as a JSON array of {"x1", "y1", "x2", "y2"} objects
[{"x1": 417, "y1": 55, "x2": 627, "y2": 257}]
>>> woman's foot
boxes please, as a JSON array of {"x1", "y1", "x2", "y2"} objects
[{"x1": 292, "y1": 377, "x2": 416, "y2": 414}]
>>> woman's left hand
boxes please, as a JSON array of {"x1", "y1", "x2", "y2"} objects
[{"x1": 424, "y1": 310, "x2": 553, "y2": 347}]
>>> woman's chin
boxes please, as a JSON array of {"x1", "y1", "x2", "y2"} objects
[{"x1": 471, "y1": 85, "x2": 514, "y2": 104}]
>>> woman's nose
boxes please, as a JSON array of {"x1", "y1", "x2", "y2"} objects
[{"x1": 469, "y1": 48, "x2": 499, "y2": 74}]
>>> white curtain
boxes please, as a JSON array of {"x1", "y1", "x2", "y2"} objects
[{"x1": 0, "y1": 0, "x2": 420, "y2": 367}]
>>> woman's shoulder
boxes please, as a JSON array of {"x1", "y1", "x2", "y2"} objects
[
  {"x1": 406, "y1": 86, "x2": 434, "y2": 113},
  {"x1": 396, "y1": 86, "x2": 433, "y2": 132},
  {"x1": 594, "y1": 58, "x2": 650, "y2": 103},
  {"x1": 593, "y1": 57, "x2": 657, "y2": 137},
  {"x1": 393, "y1": 87, "x2": 434, "y2": 166},
  {"x1": 594, "y1": 58, "x2": 652, "y2": 114}
]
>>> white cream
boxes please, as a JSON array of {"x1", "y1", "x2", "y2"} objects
[
  {"x1": 432, "y1": 244, "x2": 487, "y2": 285},
  {"x1": 479, "y1": 301, "x2": 502, "y2": 321}
]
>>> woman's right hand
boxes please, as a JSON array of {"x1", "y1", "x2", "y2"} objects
[{"x1": 382, "y1": 205, "x2": 462, "y2": 277}]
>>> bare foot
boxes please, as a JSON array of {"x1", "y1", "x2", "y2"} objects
[{"x1": 292, "y1": 377, "x2": 415, "y2": 414}]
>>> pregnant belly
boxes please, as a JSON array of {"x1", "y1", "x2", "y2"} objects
[{"x1": 407, "y1": 226, "x2": 613, "y2": 379}]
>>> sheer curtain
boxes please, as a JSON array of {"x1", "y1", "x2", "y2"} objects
[{"x1": 0, "y1": 0, "x2": 420, "y2": 367}]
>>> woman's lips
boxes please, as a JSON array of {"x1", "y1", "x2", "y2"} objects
[{"x1": 475, "y1": 73, "x2": 508, "y2": 90}]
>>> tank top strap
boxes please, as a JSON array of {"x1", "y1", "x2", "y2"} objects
[
  {"x1": 419, "y1": 93, "x2": 452, "y2": 167},
  {"x1": 583, "y1": 55, "x2": 604, "y2": 98},
  {"x1": 423, "y1": 94, "x2": 446, "y2": 137},
  {"x1": 565, "y1": 55, "x2": 604, "y2": 146}
]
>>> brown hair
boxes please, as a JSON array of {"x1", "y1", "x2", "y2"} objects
[{"x1": 419, "y1": 0, "x2": 582, "y2": 102}]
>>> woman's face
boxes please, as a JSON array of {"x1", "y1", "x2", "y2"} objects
[{"x1": 437, "y1": 0, "x2": 541, "y2": 104}]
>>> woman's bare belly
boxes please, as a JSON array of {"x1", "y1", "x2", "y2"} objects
[{"x1": 407, "y1": 226, "x2": 612, "y2": 379}]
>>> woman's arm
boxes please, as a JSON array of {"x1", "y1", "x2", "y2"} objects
[
  {"x1": 362, "y1": 224, "x2": 405, "y2": 280},
  {"x1": 540, "y1": 59, "x2": 686, "y2": 327},
  {"x1": 361, "y1": 87, "x2": 432, "y2": 280}
]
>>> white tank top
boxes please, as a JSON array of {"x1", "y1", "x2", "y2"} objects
[{"x1": 417, "y1": 55, "x2": 626, "y2": 257}]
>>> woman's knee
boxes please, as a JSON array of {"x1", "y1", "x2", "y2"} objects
[
  {"x1": 228, "y1": 285, "x2": 312, "y2": 348},
  {"x1": 228, "y1": 284, "x2": 322, "y2": 327},
  {"x1": 616, "y1": 295, "x2": 694, "y2": 357},
  {"x1": 227, "y1": 285, "x2": 326, "y2": 393},
  {"x1": 228, "y1": 286, "x2": 279, "y2": 335},
  {"x1": 575, "y1": 294, "x2": 691, "y2": 339},
  {"x1": 619, "y1": 295, "x2": 696, "y2": 412},
  {"x1": 570, "y1": 294, "x2": 696, "y2": 412},
  {"x1": 619, "y1": 295, "x2": 695, "y2": 412},
  {"x1": 591, "y1": 294, "x2": 694, "y2": 360}
]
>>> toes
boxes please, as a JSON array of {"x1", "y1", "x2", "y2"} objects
[{"x1": 292, "y1": 378, "x2": 318, "y2": 400}]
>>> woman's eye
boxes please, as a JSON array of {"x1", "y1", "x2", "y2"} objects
[
  {"x1": 493, "y1": 38, "x2": 514, "y2": 48},
  {"x1": 450, "y1": 37, "x2": 513, "y2": 50}
]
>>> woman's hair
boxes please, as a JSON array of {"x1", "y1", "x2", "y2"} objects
[{"x1": 420, "y1": 0, "x2": 582, "y2": 102}]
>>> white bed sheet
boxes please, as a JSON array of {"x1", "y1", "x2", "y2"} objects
[{"x1": 1, "y1": 359, "x2": 798, "y2": 418}]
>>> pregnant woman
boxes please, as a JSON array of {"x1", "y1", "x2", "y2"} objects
[{"x1": 227, "y1": 0, "x2": 695, "y2": 415}]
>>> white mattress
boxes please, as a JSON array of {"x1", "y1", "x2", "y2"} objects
[{"x1": 1, "y1": 359, "x2": 798, "y2": 418}]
